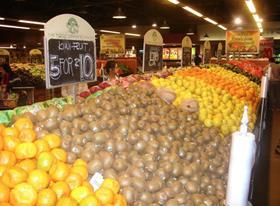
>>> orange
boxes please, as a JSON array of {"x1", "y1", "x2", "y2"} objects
[
  {"x1": 65, "y1": 172, "x2": 83, "y2": 190},
  {"x1": 70, "y1": 186, "x2": 92, "y2": 203},
  {"x1": 71, "y1": 165, "x2": 88, "y2": 180},
  {"x1": 3, "y1": 135, "x2": 20, "y2": 152},
  {"x1": 0, "y1": 182, "x2": 10, "y2": 202},
  {"x1": 27, "y1": 169, "x2": 50, "y2": 191},
  {"x1": 2, "y1": 127, "x2": 19, "y2": 139},
  {"x1": 82, "y1": 181, "x2": 94, "y2": 193},
  {"x1": 42, "y1": 134, "x2": 61, "y2": 149},
  {"x1": 80, "y1": 195, "x2": 101, "y2": 206},
  {"x1": 95, "y1": 187, "x2": 114, "y2": 205},
  {"x1": 73, "y1": 159, "x2": 87, "y2": 167},
  {"x1": 0, "y1": 135, "x2": 3, "y2": 150},
  {"x1": 1, "y1": 167, "x2": 27, "y2": 188},
  {"x1": 0, "y1": 165, "x2": 7, "y2": 176},
  {"x1": 10, "y1": 182, "x2": 37, "y2": 206},
  {"x1": 15, "y1": 142, "x2": 37, "y2": 159},
  {"x1": 18, "y1": 128, "x2": 36, "y2": 142},
  {"x1": 101, "y1": 178, "x2": 120, "y2": 194},
  {"x1": 0, "y1": 124, "x2": 5, "y2": 134},
  {"x1": 36, "y1": 188, "x2": 57, "y2": 206},
  {"x1": 49, "y1": 161, "x2": 70, "y2": 182},
  {"x1": 113, "y1": 194, "x2": 127, "y2": 206},
  {"x1": 50, "y1": 181, "x2": 70, "y2": 199},
  {"x1": 50, "y1": 148, "x2": 67, "y2": 163},
  {"x1": 34, "y1": 139, "x2": 50, "y2": 157},
  {"x1": 0, "y1": 150, "x2": 16, "y2": 167},
  {"x1": 16, "y1": 159, "x2": 36, "y2": 173},
  {"x1": 14, "y1": 117, "x2": 33, "y2": 131},
  {"x1": 37, "y1": 152, "x2": 56, "y2": 172},
  {"x1": 56, "y1": 197, "x2": 78, "y2": 206},
  {"x1": 0, "y1": 203, "x2": 12, "y2": 206}
]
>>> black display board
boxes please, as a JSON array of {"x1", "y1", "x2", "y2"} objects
[
  {"x1": 182, "y1": 47, "x2": 192, "y2": 67},
  {"x1": 47, "y1": 39, "x2": 95, "y2": 87},
  {"x1": 144, "y1": 44, "x2": 163, "y2": 72}
]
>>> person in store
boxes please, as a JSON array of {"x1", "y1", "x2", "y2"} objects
[
  {"x1": 269, "y1": 57, "x2": 280, "y2": 111},
  {"x1": 194, "y1": 53, "x2": 202, "y2": 66},
  {"x1": 0, "y1": 63, "x2": 21, "y2": 91},
  {"x1": 103, "y1": 60, "x2": 117, "y2": 81}
]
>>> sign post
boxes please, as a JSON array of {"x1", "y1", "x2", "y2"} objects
[
  {"x1": 203, "y1": 41, "x2": 211, "y2": 64},
  {"x1": 142, "y1": 29, "x2": 163, "y2": 72},
  {"x1": 0, "y1": 49, "x2": 10, "y2": 64},
  {"x1": 217, "y1": 43, "x2": 223, "y2": 64},
  {"x1": 181, "y1": 36, "x2": 192, "y2": 67},
  {"x1": 44, "y1": 14, "x2": 96, "y2": 102}
]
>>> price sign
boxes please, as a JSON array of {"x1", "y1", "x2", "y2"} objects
[
  {"x1": 181, "y1": 36, "x2": 192, "y2": 67},
  {"x1": 44, "y1": 14, "x2": 96, "y2": 88},
  {"x1": 143, "y1": 29, "x2": 163, "y2": 72}
]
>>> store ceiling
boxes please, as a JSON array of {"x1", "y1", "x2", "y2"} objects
[{"x1": 1, "y1": 0, "x2": 279, "y2": 32}]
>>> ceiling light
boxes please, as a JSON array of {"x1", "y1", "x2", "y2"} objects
[
  {"x1": 204, "y1": 17, "x2": 218, "y2": 25},
  {"x1": 18, "y1": 19, "x2": 45, "y2": 25},
  {"x1": 253, "y1": 14, "x2": 263, "y2": 22},
  {"x1": 0, "y1": 17, "x2": 5, "y2": 20},
  {"x1": 100, "y1": 29, "x2": 121, "y2": 34},
  {"x1": 39, "y1": 28, "x2": 44, "y2": 31},
  {"x1": 125, "y1": 33, "x2": 141, "y2": 37},
  {"x1": 234, "y1": 17, "x2": 242, "y2": 25},
  {"x1": 245, "y1": 0, "x2": 256, "y2": 13},
  {"x1": 0, "y1": 46, "x2": 15, "y2": 49},
  {"x1": 112, "y1": 7, "x2": 127, "y2": 19},
  {"x1": 160, "y1": 21, "x2": 170, "y2": 30},
  {"x1": 168, "y1": 0, "x2": 180, "y2": 5},
  {"x1": 132, "y1": 25, "x2": 137, "y2": 29},
  {"x1": 0, "y1": 24, "x2": 30, "y2": 30},
  {"x1": 10, "y1": 44, "x2": 13, "y2": 48},
  {"x1": 183, "y1": 6, "x2": 203, "y2": 17},
  {"x1": 218, "y1": 25, "x2": 227, "y2": 30},
  {"x1": 186, "y1": 32, "x2": 194, "y2": 35},
  {"x1": 204, "y1": 33, "x2": 209, "y2": 38},
  {"x1": 152, "y1": 23, "x2": 157, "y2": 27},
  {"x1": 23, "y1": 45, "x2": 26, "y2": 49},
  {"x1": 257, "y1": 22, "x2": 262, "y2": 28},
  {"x1": 259, "y1": 28, "x2": 263, "y2": 33}
]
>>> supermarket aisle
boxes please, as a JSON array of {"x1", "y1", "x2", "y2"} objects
[{"x1": 268, "y1": 110, "x2": 280, "y2": 206}]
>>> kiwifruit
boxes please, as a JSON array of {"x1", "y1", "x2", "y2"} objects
[
  {"x1": 88, "y1": 159, "x2": 103, "y2": 175},
  {"x1": 140, "y1": 191, "x2": 153, "y2": 203},
  {"x1": 122, "y1": 186, "x2": 136, "y2": 204},
  {"x1": 166, "y1": 199, "x2": 179, "y2": 206},
  {"x1": 67, "y1": 152, "x2": 77, "y2": 164}
]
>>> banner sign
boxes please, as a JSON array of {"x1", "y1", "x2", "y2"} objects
[
  {"x1": 226, "y1": 31, "x2": 260, "y2": 53},
  {"x1": 100, "y1": 34, "x2": 125, "y2": 55},
  {"x1": 260, "y1": 37, "x2": 274, "y2": 59},
  {"x1": 143, "y1": 29, "x2": 163, "y2": 72},
  {"x1": 44, "y1": 14, "x2": 96, "y2": 88},
  {"x1": 181, "y1": 36, "x2": 192, "y2": 67},
  {"x1": 203, "y1": 41, "x2": 211, "y2": 64}
]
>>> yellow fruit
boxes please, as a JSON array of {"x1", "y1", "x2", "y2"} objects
[
  {"x1": 43, "y1": 134, "x2": 61, "y2": 149},
  {"x1": 0, "y1": 182, "x2": 10, "y2": 202},
  {"x1": 10, "y1": 183, "x2": 37, "y2": 206},
  {"x1": 50, "y1": 181, "x2": 70, "y2": 199},
  {"x1": 65, "y1": 172, "x2": 83, "y2": 190},
  {"x1": 70, "y1": 186, "x2": 92, "y2": 203},
  {"x1": 36, "y1": 188, "x2": 57, "y2": 206},
  {"x1": 49, "y1": 161, "x2": 70, "y2": 182},
  {"x1": 15, "y1": 142, "x2": 37, "y2": 159},
  {"x1": 73, "y1": 159, "x2": 87, "y2": 167},
  {"x1": 71, "y1": 165, "x2": 88, "y2": 180},
  {"x1": 14, "y1": 117, "x2": 33, "y2": 131},
  {"x1": 16, "y1": 159, "x2": 37, "y2": 173},
  {"x1": 37, "y1": 152, "x2": 56, "y2": 172},
  {"x1": 18, "y1": 128, "x2": 36, "y2": 142},
  {"x1": 101, "y1": 178, "x2": 120, "y2": 194},
  {"x1": 114, "y1": 194, "x2": 127, "y2": 206},
  {"x1": 27, "y1": 169, "x2": 50, "y2": 191},
  {"x1": 95, "y1": 187, "x2": 114, "y2": 205},
  {"x1": 56, "y1": 197, "x2": 78, "y2": 206},
  {"x1": 80, "y1": 195, "x2": 101, "y2": 206},
  {"x1": 50, "y1": 148, "x2": 67, "y2": 163},
  {"x1": 34, "y1": 139, "x2": 50, "y2": 157},
  {"x1": 1, "y1": 167, "x2": 27, "y2": 188}
]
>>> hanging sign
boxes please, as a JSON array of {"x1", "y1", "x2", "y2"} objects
[
  {"x1": 226, "y1": 30, "x2": 260, "y2": 53},
  {"x1": 203, "y1": 41, "x2": 211, "y2": 64},
  {"x1": 142, "y1": 29, "x2": 163, "y2": 72},
  {"x1": 29, "y1": 49, "x2": 42, "y2": 56},
  {"x1": 100, "y1": 34, "x2": 125, "y2": 55},
  {"x1": 217, "y1": 42, "x2": 223, "y2": 64},
  {"x1": 44, "y1": 14, "x2": 96, "y2": 88},
  {"x1": 181, "y1": 36, "x2": 192, "y2": 67}
]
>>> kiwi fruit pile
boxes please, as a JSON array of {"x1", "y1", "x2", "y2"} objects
[{"x1": 22, "y1": 84, "x2": 230, "y2": 206}]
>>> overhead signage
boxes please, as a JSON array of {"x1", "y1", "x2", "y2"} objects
[
  {"x1": 100, "y1": 34, "x2": 125, "y2": 55},
  {"x1": 44, "y1": 14, "x2": 96, "y2": 89},
  {"x1": 203, "y1": 41, "x2": 211, "y2": 64},
  {"x1": 181, "y1": 36, "x2": 192, "y2": 67},
  {"x1": 226, "y1": 30, "x2": 260, "y2": 53},
  {"x1": 143, "y1": 29, "x2": 163, "y2": 72}
]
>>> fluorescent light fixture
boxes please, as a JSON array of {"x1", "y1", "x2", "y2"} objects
[
  {"x1": 186, "y1": 32, "x2": 194, "y2": 35},
  {"x1": 168, "y1": 0, "x2": 180, "y2": 5},
  {"x1": 0, "y1": 46, "x2": 15, "y2": 49},
  {"x1": 100, "y1": 29, "x2": 121, "y2": 34},
  {"x1": 259, "y1": 28, "x2": 263, "y2": 33},
  {"x1": 160, "y1": 21, "x2": 170, "y2": 29},
  {"x1": 0, "y1": 17, "x2": 5, "y2": 20},
  {"x1": 152, "y1": 23, "x2": 157, "y2": 27},
  {"x1": 253, "y1": 14, "x2": 263, "y2": 22},
  {"x1": 39, "y1": 28, "x2": 44, "y2": 31},
  {"x1": 204, "y1": 17, "x2": 218, "y2": 25},
  {"x1": 218, "y1": 25, "x2": 227, "y2": 30},
  {"x1": 18, "y1": 19, "x2": 45, "y2": 25},
  {"x1": 132, "y1": 24, "x2": 137, "y2": 28},
  {"x1": 112, "y1": 7, "x2": 127, "y2": 19},
  {"x1": 0, "y1": 24, "x2": 30, "y2": 30},
  {"x1": 125, "y1": 32, "x2": 141, "y2": 37},
  {"x1": 245, "y1": 0, "x2": 256, "y2": 13},
  {"x1": 183, "y1": 6, "x2": 203, "y2": 17},
  {"x1": 257, "y1": 22, "x2": 262, "y2": 28},
  {"x1": 234, "y1": 17, "x2": 242, "y2": 25}
]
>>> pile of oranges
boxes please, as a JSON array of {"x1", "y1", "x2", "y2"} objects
[{"x1": 0, "y1": 118, "x2": 127, "y2": 206}]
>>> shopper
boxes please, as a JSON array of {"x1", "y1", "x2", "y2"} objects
[
  {"x1": 104, "y1": 60, "x2": 117, "y2": 81},
  {"x1": 0, "y1": 63, "x2": 21, "y2": 90},
  {"x1": 269, "y1": 58, "x2": 280, "y2": 110},
  {"x1": 194, "y1": 53, "x2": 202, "y2": 66}
]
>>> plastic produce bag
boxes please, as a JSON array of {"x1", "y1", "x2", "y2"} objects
[{"x1": 155, "y1": 87, "x2": 176, "y2": 104}]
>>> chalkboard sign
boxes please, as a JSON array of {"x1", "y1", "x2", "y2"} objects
[
  {"x1": 182, "y1": 47, "x2": 192, "y2": 67},
  {"x1": 47, "y1": 39, "x2": 95, "y2": 87},
  {"x1": 44, "y1": 14, "x2": 96, "y2": 88},
  {"x1": 144, "y1": 44, "x2": 163, "y2": 72}
]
